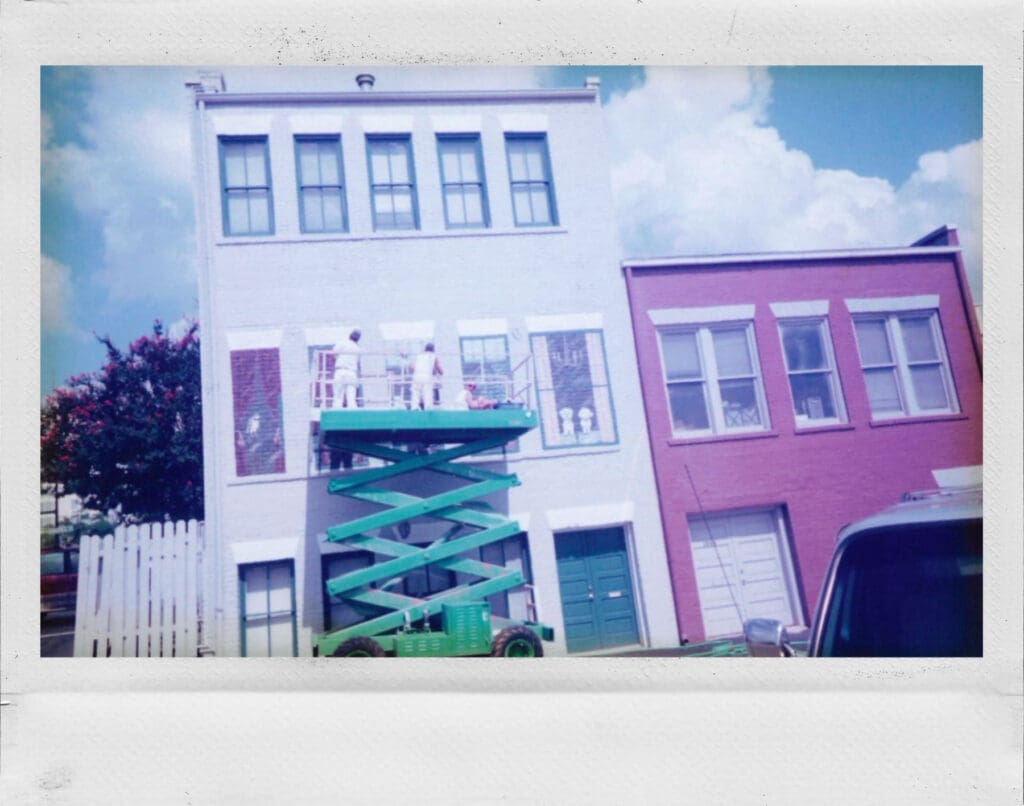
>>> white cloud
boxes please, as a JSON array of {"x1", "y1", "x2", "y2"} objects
[
  {"x1": 606, "y1": 68, "x2": 983, "y2": 298},
  {"x1": 41, "y1": 254, "x2": 72, "y2": 331}
]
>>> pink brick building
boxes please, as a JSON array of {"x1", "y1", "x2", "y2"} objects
[{"x1": 623, "y1": 226, "x2": 982, "y2": 644}]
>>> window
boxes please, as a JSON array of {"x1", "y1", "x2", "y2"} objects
[
  {"x1": 658, "y1": 324, "x2": 769, "y2": 437},
  {"x1": 505, "y1": 134, "x2": 557, "y2": 226},
  {"x1": 219, "y1": 136, "x2": 273, "y2": 236},
  {"x1": 778, "y1": 319, "x2": 846, "y2": 426},
  {"x1": 460, "y1": 335, "x2": 518, "y2": 452},
  {"x1": 367, "y1": 136, "x2": 418, "y2": 230},
  {"x1": 853, "y1": 311, "x2": 959, "y2": 418},
  {"x1": 295, "y1": 136, "x2": 346, "y2": 233},
  {"x1": 230, "y1": 349, "x2": 285, "y2": 476},
  {"x1": 239, "y1": 561, "x2": 297, "y2": 657},
  {"x1": 531, "y1": 330, "x2": 617, "y2": 448},
  {"x1": 438, "y1": 135, "x2": 489, "y2": 228}
]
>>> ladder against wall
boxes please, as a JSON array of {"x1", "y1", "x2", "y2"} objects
[{"x1": 315, "y1": 408, "x2": 540, "y2": 657}]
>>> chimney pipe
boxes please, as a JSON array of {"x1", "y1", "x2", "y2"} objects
[{"x1": 355, "y1": 73, "x2": 375, "y2": 91}]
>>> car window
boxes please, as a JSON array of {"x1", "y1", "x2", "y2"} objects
[{"x1": 819, "y1": 519, "x2": 982, "y2": 657}]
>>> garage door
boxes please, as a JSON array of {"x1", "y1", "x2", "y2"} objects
[{"x1": 687, "y1": 508, "x2": 800, "y2": 639}]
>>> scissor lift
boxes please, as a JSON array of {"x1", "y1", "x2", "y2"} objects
[{"x1": 313, "y1": 408, "x2": 554, "y2": 658}]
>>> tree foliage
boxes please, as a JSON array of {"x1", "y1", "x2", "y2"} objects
[{"x1": 41, "y1": 320, "x2": 203, "y2": 524}]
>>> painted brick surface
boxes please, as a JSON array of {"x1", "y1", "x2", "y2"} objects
[{"x1": 625, "y1": 245, "x2": 982, "y2": 643}]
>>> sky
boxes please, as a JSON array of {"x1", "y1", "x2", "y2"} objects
[{"x1": 40, "y1": 65, "x2": 982, "y2": 399}]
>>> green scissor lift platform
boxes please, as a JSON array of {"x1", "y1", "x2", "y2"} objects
[{"x1": 313, "y1": 408, "x2": 554, "y2": 658}]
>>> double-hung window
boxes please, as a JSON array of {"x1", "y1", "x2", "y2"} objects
[
  {"x1": 438, "y1": 135, "x2": 489, "y2": 228},
  {"x1": 219, "y1": 136, "x2": 274, "y2": 236},
  {"x1": 239, "y1": 560, "x2": 297, "y2": 657},
  {"x1": 505, "y1": 134, "x2": 557, "y2": 226},
  {"x1": 778, "y1": 319, "x2": 846, "y2": 426},
  {"x1": 853, "y1": 311, "x2": 958, "y2": 418},
  {"x1": 367, "y1": 135, "x2": 418, "y2": 230},
  {"x1": 659, "y1": 324, "x2": 769, "y2": 437},
  {"x1": 295, "y1": 135, "x2": 346, "y2": 233}
]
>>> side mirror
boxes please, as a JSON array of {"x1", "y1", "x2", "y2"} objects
[{"x1": 744, "y1": 618, "x2": 795, "y2": 657}]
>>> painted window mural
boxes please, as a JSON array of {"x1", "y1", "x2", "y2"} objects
[
  {"x1": 530, "y1": 330, "x2": 617, "y2": 448},
  {"x1": 231, "y1": 348, "x2": 285, "y2": 476}
]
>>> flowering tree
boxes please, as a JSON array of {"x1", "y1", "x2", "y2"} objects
[{"x1": 40, "y1": 320, "x2": 204, "y2": 524}]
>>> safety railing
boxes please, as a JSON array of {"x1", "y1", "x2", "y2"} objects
[{"x1": 309, "y1": 349, "x2": 535, "y2": 412}]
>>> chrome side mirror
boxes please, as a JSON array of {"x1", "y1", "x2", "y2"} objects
[{"x1": 744, "y1": 618, "x2": 795, "y2": 657}]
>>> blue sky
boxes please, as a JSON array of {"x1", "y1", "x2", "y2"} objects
[{"x1": 40, "y1": 66, "x2": 982, "y2": 399}]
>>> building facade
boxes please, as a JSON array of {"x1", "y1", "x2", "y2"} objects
[
  {"x1": 623, "y1": 226, "x2": 982, "y2": 644},
  {"x1": 187, "y1": 73, "x2": 679, "y2": 656}
]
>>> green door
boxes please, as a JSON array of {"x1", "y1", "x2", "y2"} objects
[{"x1": 556, "y1": 527, "x2": 640, "y2": 653}]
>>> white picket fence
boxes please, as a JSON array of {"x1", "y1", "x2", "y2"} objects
[{"x1": 74, "y1": 520, "x2": 205, "y2": 658}]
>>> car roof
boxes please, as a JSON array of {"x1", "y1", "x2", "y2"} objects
[{"x1": 836, "y1": 486, "x2": 982, "y2": 547}]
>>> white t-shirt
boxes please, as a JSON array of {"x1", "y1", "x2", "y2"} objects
[
  {"x1": 412, "y1": 351, "x2": 438, "y2": 382},
  {"x1": 333, "y1": 337, "x2": 361, "y2": 375}
]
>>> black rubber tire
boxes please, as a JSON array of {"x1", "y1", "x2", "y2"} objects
[
  {"x1": 332, "y1": 636, "x2": 385, "y2": 657},
  {"x1": 491, "y1": 626, "x2": 543, "y2": 658}
]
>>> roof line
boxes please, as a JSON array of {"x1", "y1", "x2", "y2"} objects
[
  {"x1": 621, "y1": 244, "x2": 961, "y2": 271},
  {"x1": 193, "y1": 88, "x2": 598, "y2": 107}
]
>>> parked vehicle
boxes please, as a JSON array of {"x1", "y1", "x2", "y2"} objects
[
  {"x1": 745, "y1": 487, "x2": 982, "y2": 657},
  {"x1": 41, "y1": 547, "x2": 79, "y2": 619}
]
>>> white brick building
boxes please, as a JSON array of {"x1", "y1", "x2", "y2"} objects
[{"x1": 187, "y1": 71, "x2": 678, "y2": 656}]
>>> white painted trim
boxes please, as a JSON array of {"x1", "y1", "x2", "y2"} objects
[
  {"x1": 547, "y1": 502, "x2": 635, "y2": 532},
  {"x1": 931, "y1": 465, "x2": 983, "y2": 488},
  {"x1": 649, "y1": 304, "x2": 755, "y2": 326},
  {"x1": 456, "y1": 318, "x2": 509, "y2": 337},
  {"x1": 230, "y1": 537, "x2": 300, "y2": 566},
  {"x1": 844, "y1": 294, "x2": 940, "y2": 314},
  {"x1": 500, "y1": 114, "x2": 549, "y2": 132},
  {"x1": 378, "y1": 320, "x2": 435, "y2": 341},
  {"x1": 226, "y1": 329, "x2": 283, "y2": 350},
  {"x1": 525, "y1": 313, "x2": 603, "y2": 333},
  {"x1": 623, "y1": 245, "x2": 960, "y2": 270},
  {"x1": 430, "y1": 115, "x2": 482, "y2": 133},
  {"x1": 769, "y1": 300, "x2": 830, "y2": 318},
  {"x1": 359, "y1": 115, "x2": 414, "y2": 133},
  {"x1": 211, "y1": 114, "x2": 273, "y2": 135},
  {"x1": 288, "y1": 114, "x2": 345, "y2": 134},
  {"x1": 305, "y1": 325, "x2": 356, "y2": 346}
]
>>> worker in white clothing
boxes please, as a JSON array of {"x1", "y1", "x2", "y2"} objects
[
  {"x1": 332, "y1": 329, "x2": 362, "y2": 409},
  {"x1": 410, "y1": 342, "x2": 443, "y2": 410}
]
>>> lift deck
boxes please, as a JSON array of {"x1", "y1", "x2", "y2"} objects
[{"x1": 313, "y1": 407, "x2": 554, "y2": 657}]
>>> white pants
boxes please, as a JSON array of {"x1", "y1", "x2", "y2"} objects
[
  {"x1": 411, "y1": 381, "x2": 435, "y2": 410},
  {"x1": 332, "y1": 371, "x2": 358, "y2": 408}
]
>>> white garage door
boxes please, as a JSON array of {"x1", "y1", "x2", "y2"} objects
[{"x1": 687, "y1": 508, "x2": 800, "y2": 639}]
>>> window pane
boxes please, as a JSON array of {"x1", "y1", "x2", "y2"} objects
[
  {"x1": 523, "y1": 142, "x2": 544, "y2": 179},
  {"x1": 298, "y1": 142, "x2": 320, "y2": 184},
  {"x1": 321, "y1": 189, "x2": 344, "y2": 230},
  {"x1": 247, "y1": 190, "x2": 270, "y2": 232},
  {"x1": 668, "y1": 383, "x2": 710, "y2": 431},
  {"x1": 719, "y1": 379, "x2": 762, "y2": 427},
  {"x1": 302, "y1": 189, "x2": 324, "y2": 231},
  {"x1": 713, "y1": 328, "x2": 753, "y2": 376},
  {"x1": 373, "y1": 189, "x2": 394, "y2": 218},
  {"x1": 529, "y1": 186, "x2": 551, "y2": 224},
  {"x1": 458, "y1": 145, "x2": 479, "y2": 182},
  {"x1": 444, "y1": 187, "x2": 467, "y2": 225},
  {"x1": 224, "y1": 145, "x2": 247, "y2": 186},
  {"x1": 244, "y1": 566, "x2": 268, "y2": 616},
  {"x1": 900, "y1": 316, "x2": 939, "y2": 362},
  {"x1": 910, "y1": 365, "x2": 950, "y2": 410},
  {"x1": 507, "y1": 142, "x2": 528, "y2": 180},
  {"x1": 267, "y1": 614, "x2": 295, "y2": 656},
  {"x1": 318, "y1": 144, "x2": 340, "y2": 185},
  {"x1": 782, "y1": 323, "x2": 826, "y2": 370},
  {"x1": 386, "y1": 143, "x2": 409, "y2": 183},
  {"x1": 511, "y1": 186, "x2": 531, "y2": 223},
  {"x1": 267, "y1": 564, "x2": 292, "y2": 612},
  {"x1": 226, "y1": 193, "x2": 249, "y2": 234},
  {"x1": 462, "y1": 187, "x2": 484, "y2": 224},
  {"x1": 440, "y1": 146, "x2": 460, "y2": 180},
  {"x1": 391, "y1": 188, "x2": 414, "y2": 227},
  {"x1": 855, "y1": 320, "x2": 893, "y2": 365},
  {"x1": 789, "y1": 372, "x2": 836, "y2": 419},
  {"x1": 864, "y1": 367, "x2": 903, "y2": 413},
  {"x1": 662, "y1": 332, "x2": 702, "y2": 380},
  {"x1": 244, "y1": 143, "x2": 266, "y2": 185}
]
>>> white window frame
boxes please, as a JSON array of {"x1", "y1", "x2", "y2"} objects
[
  {"x1": 776, "y1": 316, "x2": 847, "y2": 427},
  {"x1": 852, "y1": 310, "x2": 959, "y2": 420},
  {"x1": 657, "y1": 322, "x2": 770, "y2": 439}
]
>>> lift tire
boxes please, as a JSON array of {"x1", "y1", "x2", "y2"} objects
[
  {"x1": 332, "y1": 637, "x2": 385, "y2": 657},
  {"x1": 491, "y1": 626, "x2": 543, "y2": 658}
]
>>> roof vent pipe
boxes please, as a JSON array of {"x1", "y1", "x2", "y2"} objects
[{"x1": 355, "y1": 73, "x2": 375, "y2": 91}]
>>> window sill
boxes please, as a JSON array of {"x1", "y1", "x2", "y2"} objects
[
  {"x1": 868, "y1": 413, "x2": 969, "y2": 428},
  {"x1": 216, "y1": 226, "x2": 568, "y2": 247},
  {"x1": 793, "y1": 423, "x2": 856, "y2": 435},
  {"x1": 667, "y1": 430, "x2": 780, "y2": 447}
]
